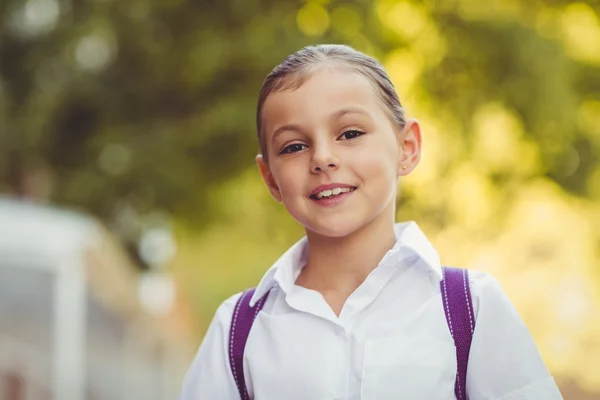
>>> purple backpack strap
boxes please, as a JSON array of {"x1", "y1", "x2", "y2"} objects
[
  {"x1": 228, "y1": 288, "x2": 270, "y2": 400},
  {"x1": 440, "y1": 266, "x2": 476, "y2": 400},
  {"x1": 228, "y1": 270, "x2": 474, "y2": 400}
]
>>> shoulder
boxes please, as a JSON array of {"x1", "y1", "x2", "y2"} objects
[
  {"x1": 466, "y1": 270, "x2": 513, "y2": 317},
  {"x1": 180, "y1": 292, "x2": 247, "y2": 398},
  {"x1": 220, "y1": 291, "x2": 245, "y2": 313},
  {"x1": 210, "y1": 291, "x2": 244, "y2": 328},
  {"x1": 211, "y1": 286, "x2": 276, "y2": 328},
  {"x1": 468, "y1": 269, "x2": 502, "y2": 293}
]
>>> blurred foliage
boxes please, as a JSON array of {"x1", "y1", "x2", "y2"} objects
[
  {"x1": 1, "y1": 0, "x2": 598, "y2": 225},
  {"x1": 1, "y1": 0, "x2": 600, "y2": 396},
  {"x1": 0, "y1": 0, "x2": 315, "y2": 225}
]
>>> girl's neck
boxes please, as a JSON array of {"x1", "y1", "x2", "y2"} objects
[{"x1": 296, "y1": 210, "x2": 397, "y2": 297}]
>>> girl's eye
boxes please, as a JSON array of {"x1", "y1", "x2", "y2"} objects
[
  {"x1": 339, "y1": 129, "x2": 365, "y2": 140},
  {"x1": 280, "y1": 143, "x2": 307, "y2": 154}
]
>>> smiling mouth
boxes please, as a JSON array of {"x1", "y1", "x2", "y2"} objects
[{"x1": 309, "y1": 186, "x2": 357, "y2": 200}]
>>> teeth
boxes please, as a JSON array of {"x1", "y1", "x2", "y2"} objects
[{"x1": 315, "y1": 187, "x2": 354, "y2": 199}]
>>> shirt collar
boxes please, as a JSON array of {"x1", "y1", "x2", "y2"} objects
[{"x1": 249, "y1": 221, "x2": 442, "y2": 307}]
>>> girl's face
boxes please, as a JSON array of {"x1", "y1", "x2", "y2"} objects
[{"x1": 257, "y1": 65, "x2": 421, "y2": 238}]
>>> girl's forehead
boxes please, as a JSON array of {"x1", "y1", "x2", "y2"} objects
[{"x1": 262, "y1": 67, "x2": 383, "y2": 127}]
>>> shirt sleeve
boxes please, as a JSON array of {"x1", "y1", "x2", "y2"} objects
[
  {"x1": 179, "y1": 293, "x2": 241, "y2": 400},
  {"x1": 466, "y1": 271, "x2": 563, "y2": 400}
]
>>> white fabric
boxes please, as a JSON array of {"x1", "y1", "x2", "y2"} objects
[{"x1": 180, "y1": 222, "x2": 563, "y2": 400}]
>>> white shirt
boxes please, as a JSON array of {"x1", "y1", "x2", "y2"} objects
[{"x1": 180, "y1": 222, "x2": 562, "y2": 400}]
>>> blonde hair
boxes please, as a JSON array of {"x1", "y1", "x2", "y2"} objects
[{"x1": 256, "y1": 44, "x2": 406, "y2": 161}]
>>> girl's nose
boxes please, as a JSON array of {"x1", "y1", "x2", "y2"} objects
[
  {"x1": 311, "y1": 145, "x2": 339, "y2": 173},
  {"x1": 313, "y1": 162, "x2": 337, "y2": 173}
]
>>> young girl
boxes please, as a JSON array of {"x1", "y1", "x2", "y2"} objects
[{"x1": 180, "y1": 44, "x2": 562, "y2": 399}]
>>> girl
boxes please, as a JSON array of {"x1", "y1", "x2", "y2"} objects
[{"x1": 180, "y1": 44, "x2": 562, "y2": 399}]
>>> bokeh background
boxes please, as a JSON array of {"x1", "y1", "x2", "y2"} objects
[{"x1": 1, "y1": 0, "x2": 599, "y2": 398}]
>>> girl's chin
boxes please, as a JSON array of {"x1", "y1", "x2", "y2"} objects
[{"x1": 303, "y1": 219, "x2": 364, "y2": 239}]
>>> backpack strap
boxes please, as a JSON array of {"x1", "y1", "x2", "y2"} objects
[
  {"x1": 229, "y1": 269, "x2": 475, "y2": 400},
  {"x1": 440, "y1": 266, "x2": 476, "y2": 400},
  {"x1": 228, "y1": 288, "x2": 270, "y2": 400}
]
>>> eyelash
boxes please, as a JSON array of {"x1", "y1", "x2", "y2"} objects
[
  {"x1": 279, "y1": 129, "x2": 366, "y2": 154},
  {"x1": 339, "y1": 129, "x2": 365, "y2": 140}
]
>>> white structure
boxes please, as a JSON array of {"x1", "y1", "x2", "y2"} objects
[{"x1": 0, "y1": 198, "x2": 192, "y2": 400}]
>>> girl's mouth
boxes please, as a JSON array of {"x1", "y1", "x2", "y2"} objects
[
  {"x1": 310, "y1": 186, "x2": 356, "y2": 200},
  {"x1": 309, "y1": 186, "x2": 357, "y2": 202}
]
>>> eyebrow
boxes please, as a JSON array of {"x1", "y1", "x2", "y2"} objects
[
  {"x1": 329, "y1": 106, "x2": 372, "y2": 121},
  {"x1": 271, "y1": 124, "x2": 303, "y2": 143},
  {"x1": 270, "y1": 107, "x2": 372, "y2": 143}
]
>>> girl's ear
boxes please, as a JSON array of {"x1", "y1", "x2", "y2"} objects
[
  {"x1": 256, "y1": 154, "x2": 282, "y2": 202},
  {"x1": 397, "y1": 118, "x2": 422, "y2": 176}
]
